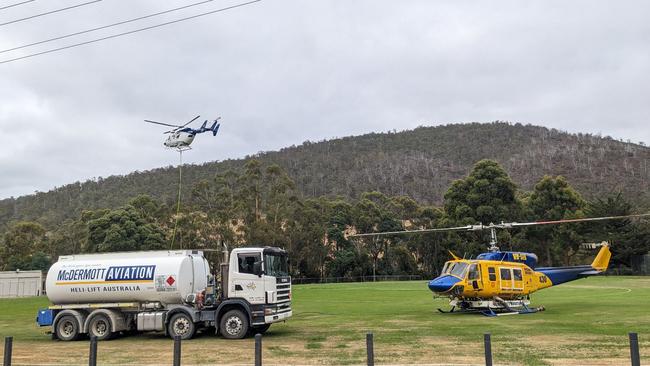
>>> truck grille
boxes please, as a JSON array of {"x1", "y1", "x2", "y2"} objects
[{"x1": 276, "y1": 277, "x2": 291, "y2": 303}]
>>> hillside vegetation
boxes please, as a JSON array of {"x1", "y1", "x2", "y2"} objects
[
  {"x1": 2, "y1": 122, "x2": 649, "y2": 228},
  {"x1": 1, "y1": 122, "x2": 649, "y2": 278}
]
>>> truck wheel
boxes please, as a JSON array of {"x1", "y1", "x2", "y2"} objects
[
  {"x1": 250, "y1": 324, "x2": 271, "y2": 335},
  {"x1": 168, "y1": 313, "x2": 196, "y2": 340},
  {"x1": 220, "y1": 310, "x2": 249, "y2": 339},
  {"x1": 88, "y1": 314, "x2": 113, "y2": 341},
  {"x1": 55, "y1": 315, "x2": 80, "y2": 341}
]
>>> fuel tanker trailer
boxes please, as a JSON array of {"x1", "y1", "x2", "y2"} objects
[{"x1": 36, "y1": 247, "x2": 292, "y2": 341}]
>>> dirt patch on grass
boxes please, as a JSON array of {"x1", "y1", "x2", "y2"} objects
[{"x1": 546, "y1": 358, "x2": 631, "y2": 365}]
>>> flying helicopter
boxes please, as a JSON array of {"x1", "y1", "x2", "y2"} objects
[
  {"x1": 144, "y1": 115, "x2": 220, "y2": 149},
  {"x1": 350, "y1": 213, "x2": 650, "y2": 316}
]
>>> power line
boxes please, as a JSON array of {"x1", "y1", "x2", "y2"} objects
[
  {"x1": 0, "y1": 0, "x2": 35, "y2": 11},
  {"x1": 0, "y1": 0, "x2": 101, "y2": 27},
  {"x1": 1, "y1": 0, "x2": 216, "y2": 54},
  {"x1": 0, "y1": 0, "x2": 261, "y2": 65}
]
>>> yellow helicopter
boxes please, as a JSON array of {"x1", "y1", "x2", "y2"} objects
[{"x1": 351, "y1": 213, "x2": 649, "y2": 316}]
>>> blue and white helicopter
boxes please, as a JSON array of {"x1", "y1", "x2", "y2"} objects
[{"x1": 144, "y1": 115, "x2": 220, "y2": 149}]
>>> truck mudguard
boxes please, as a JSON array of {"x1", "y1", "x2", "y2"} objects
[
  {"x1": 84, "y1": 309, "x2": 127, "y2": 333},
  {"x1": 216, "y1": 299, "x2": 253, "y2": 323},
  {"x1": 53, "y1": 309, "x2": 87, "y2": 335}
]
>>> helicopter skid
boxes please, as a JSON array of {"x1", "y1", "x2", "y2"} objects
[
  {"x1": 439, "y1": 299, "x2": 545, "y2": 316},
  {"x1": 450, "y1": 298, "x2": 530, "y2": 309},
  {"x1": 437, "y1": 306, "x2": 484, "y2": 315}
]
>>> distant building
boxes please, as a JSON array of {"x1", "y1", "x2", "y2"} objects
[{"x1": 0, "y1": 270, "x2": 44, "y2": 298}]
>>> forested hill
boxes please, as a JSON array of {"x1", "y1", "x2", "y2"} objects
[{"x1": 2, "y1": 122, "x2": 649, "y2": 228}]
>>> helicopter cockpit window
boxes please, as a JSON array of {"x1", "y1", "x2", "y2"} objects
[
  {"x1": 449, "y1": 262, "x2": 468, "y2": 278},
  {"x1": 513, "y1": 268, "x2": 523, "y2": 281},
  {"x1": 488, "y1": 267, "x2": 496, "y2": 281},
  {"x1": 467, "y1": 264, "x2": 480, "y2": 280},
  {"x1": 441, "y1": 262, "x2": 451, "y2": 275}
]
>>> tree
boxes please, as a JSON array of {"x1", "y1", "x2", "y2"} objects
[
  {"x1": 444, "y1": 160, "x2": 521, "y2": 225},
  {"x1": 584, "y1": 193, "x2": 650, "y2": 268},
  {"x1": 238, "y1": 159, "x2": 264, "y2": 225},
  {"x1": 49, "y1": 219, "x2": 88, "y2": 259},
  {"x1": 327, "y1": 247, "x2": 371, "y2": 278},
  {"x1": 129, "y1": 195, "x2": 167, "y2": 224},
  {"x1": 286, "y1": 198, "x2": 331, "y2": 278},
  {"x1": 191, "y1": 169, "x2": 241, "y2": 245},
  {"x1": 525, "y1": 175, "x2": 585, "y2": 266},
  {"x1": 0, "y1": 221, "x2": 47, "y2": 270},
  {"x1": 443, "y1": 160, "x2": 521, "y2": 254},
  {"x1": 352, "y1": 192, "x2": 403, "y2": 279},
  {"x1": 406, "y1": 205, "x2": 446, "y2": 276},
  {"x1": 86, "y1": 206, "x2": 166, "y2": 252},
  {"x1": 326, "y1": 200, "x2": 353, "y2": 251}
]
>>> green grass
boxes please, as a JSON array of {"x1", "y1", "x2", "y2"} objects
[{"x1": 1, "y1": 276, "x2": 649, "y2": 365}]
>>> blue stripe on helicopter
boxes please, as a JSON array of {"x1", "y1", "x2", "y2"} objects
[{"x1": 536, "y1": 265, "x2": 594, "y2": 286}]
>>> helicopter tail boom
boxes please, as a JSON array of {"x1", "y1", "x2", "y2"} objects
[{"x1": 536, "y1": 244, "x2": 611, "y2": 286}]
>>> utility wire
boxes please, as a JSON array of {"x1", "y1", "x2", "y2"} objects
[
  {"x1": 0, "y1": 0, "x2": 101, "y2": 27},
  {"x1": 1, "y1": 0, "x2": 216, "y2": 54},
  {"x1": 0, "y1": 0, "x2": 261, "y2": 64},
  {"x1": 0, "y1": 0, "x2": 35, "y2": 11}
]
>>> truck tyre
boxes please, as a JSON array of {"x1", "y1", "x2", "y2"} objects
[
  {"x1": 88, "y1": 313, "x2": 113, "y2": 341},
  {"x1": 168, "y1": 313, "x2": 196, "y2": 340},
  {"x1": 55, "y1": 315, "x2": 80, "y2": 341},
  {"x1": 220, "y1": 310, "x2": 249, "y2": 339},
  {"x1": 250, "y1": 324, "x2": 271, "y2": 335}
]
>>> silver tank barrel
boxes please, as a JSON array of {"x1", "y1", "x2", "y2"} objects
[{"x1": 46, "y1": 250, "x2": 210, "y2": 305}]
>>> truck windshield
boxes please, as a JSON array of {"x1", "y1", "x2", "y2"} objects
[{"x1": 264, "y1": 254, "x2": 289, "y2": 277}]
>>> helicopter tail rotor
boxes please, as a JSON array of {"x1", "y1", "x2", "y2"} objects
[{"x1": 210, "y1": 118, "x2": 221, "y2": 136}]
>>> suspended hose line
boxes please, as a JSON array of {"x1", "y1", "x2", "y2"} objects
[{"x1": 170, "y1": 149, "x2": 184, "y2": 249}]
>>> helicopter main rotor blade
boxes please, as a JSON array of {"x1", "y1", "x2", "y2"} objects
[
  {"x1": 349, "y1": 225, "x2": 475, "y2": 238},
  {"x1": 349, "y1": 213, "x2": 650, "y2": 238},
  {"x1": 144, "y1": 119, "x2": 182, "y2": 128},
  {"x1": 506, "y1": 213, "x2": 650, "y2": 228},
  {"x1": 179, "y1": 115, "x2": 201, "y2": 128}
]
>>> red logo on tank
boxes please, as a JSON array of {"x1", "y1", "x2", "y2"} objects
[{"x1": 166, "y1": 276, "x2": 175, "y2": 286}]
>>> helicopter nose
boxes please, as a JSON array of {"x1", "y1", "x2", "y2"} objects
[{"x1": 428, "y1": 275, "x2": 461, "y2": 293}]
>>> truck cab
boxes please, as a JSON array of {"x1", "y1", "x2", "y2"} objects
[{"x1": 218, "y1": 247, "x2": 292, "y2": 338}]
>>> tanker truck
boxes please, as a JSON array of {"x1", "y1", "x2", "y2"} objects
[{"x1": 35, "y1": 247, "x2": 292, "y2": 340}]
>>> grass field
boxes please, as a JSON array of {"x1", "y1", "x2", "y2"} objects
[{"x1": 1, "y1": 276, "x2": 649, "y2": 365}]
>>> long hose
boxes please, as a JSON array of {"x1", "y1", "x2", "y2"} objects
[{"x1": 170, "y1": 149, "x2": 183, "y2": 249}]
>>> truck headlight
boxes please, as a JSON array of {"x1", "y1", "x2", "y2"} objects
[{"x1": 264, "y1": 308, "x2": 275, "y2": 316}]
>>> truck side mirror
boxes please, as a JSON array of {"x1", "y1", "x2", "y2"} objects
[{"x1": 253, "y1": 261, "x2": 263, "y2": 277}]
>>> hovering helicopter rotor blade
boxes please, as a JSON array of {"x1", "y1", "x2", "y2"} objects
[
  {"x1": 349, "y1": 225, "x2": 475, "y2": 238},
  {"x1": 144, "y1": 119, "x2": 182, "y2": 128},
  {"x1": 179, "y1": 115, "x2": 201, "y2": 128},
  {"x1": 507, "y1": 213, "x2": 650, "y2": 228}
]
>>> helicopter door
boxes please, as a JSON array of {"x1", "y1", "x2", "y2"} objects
[
  {"x1": 467, "y1": 264, "x2": 482, "y2": 291},
  {"x1": 499, "y1": 267, "x2": 513, "y2": 290},
  {"x1": 512, "y1": 268, "x2": 524, "y2": 290}
]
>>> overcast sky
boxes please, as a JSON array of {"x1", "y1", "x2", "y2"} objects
[{"x1": 1, "y1": 0, "x2": 649, "y2": 199}]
